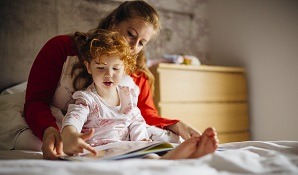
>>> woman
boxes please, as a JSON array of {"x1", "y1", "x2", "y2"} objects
[{"x1": 24, "y1": 0, "x2": 201, "y2": 159}]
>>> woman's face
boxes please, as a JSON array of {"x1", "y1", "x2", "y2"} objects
[{"x1": 115, "y1": 18, "x2": 155, "y2": 54}]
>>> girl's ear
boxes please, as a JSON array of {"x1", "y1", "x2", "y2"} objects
[{"x1": 84, "y1": 61, "x2": 92, "y2": 74}]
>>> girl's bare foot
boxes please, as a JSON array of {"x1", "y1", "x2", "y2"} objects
[
  {"x1": 160, "y1": 127, "x2": 218, "y2": 160},
  {"x1": 190, "y1": 127, "x2": 218, "y2": 158},
  {"x1": 161, "y1": 136, "x2": 201, "y2": 160}
]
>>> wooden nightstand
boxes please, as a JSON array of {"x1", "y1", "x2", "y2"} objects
[{"x1": 150, "y1": 63, "x2": 250, "y2": 143}]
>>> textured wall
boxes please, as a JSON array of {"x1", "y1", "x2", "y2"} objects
[
  {"x1": 145, "y1": 0, "x2": 209, "y2": 60},
  {"x1": 0, "y1": 0, "x2": 208, "y2": 91},
  {"x1": 0, "y1": 0, "x2": 57, "y2": 91}
]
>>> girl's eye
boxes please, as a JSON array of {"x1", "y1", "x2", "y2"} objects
[
  {"x1": 113, "y1": 67, "x2": 120, "y2": 70},
  {"x1": 97, "y1": 67, "x2": 105, "y2": 70}
]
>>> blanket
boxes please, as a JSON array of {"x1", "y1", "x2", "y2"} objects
[{"x1": 0, "y1": 92, "x2": 28, "y2": 150}]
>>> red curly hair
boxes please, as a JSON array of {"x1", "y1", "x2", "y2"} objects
[{"x1": 71, "y1": 29, "x2": 136, "y2": 90}]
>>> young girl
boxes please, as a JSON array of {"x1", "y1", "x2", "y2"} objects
[
  {"x1": 61, "y1": 30, "x2": 218, "y2": 158},
  {"x1": 61, "y1": 29, "x2": 151, "y2": 155}
]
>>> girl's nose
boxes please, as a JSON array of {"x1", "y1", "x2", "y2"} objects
[{"x1": 105, "y1": 69, "x2": 113, "y2": 78}]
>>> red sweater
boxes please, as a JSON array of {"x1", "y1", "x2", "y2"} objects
[{"x1": 24, "y1": 35, "x2": 178, "y2": 140}]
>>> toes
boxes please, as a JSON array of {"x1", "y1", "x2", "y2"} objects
[{"x1": 204, "y1": 127, "x2": 216, "y2": 138}]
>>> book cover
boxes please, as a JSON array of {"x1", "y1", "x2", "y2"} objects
[{"x1": 60, "y1": 141, "x2": 175, "y2": 161}]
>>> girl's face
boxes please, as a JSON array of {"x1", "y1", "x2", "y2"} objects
[
  {"x1": 115, "y1": 18, "x2": 155, "y2": 54},
  {"x1": 85, "y1": 55, "x2": 125, "y2": 94}
]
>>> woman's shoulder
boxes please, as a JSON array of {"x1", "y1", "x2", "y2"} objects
[
  {"x1": 45, "y1": 35, "x2": 76, "y2": 55},
  {"x1": 130, "y1": 72, "x2": 147, "y2": 79},
  {"x1": 130, "y1": 72, "x2": 148, "y2": 84},
  {"x1": 130, "y1": 72, "x2": 150, "y2": 90},
  {"x1": 49, "y1": 35, "x2": 72, "y2": 43}
]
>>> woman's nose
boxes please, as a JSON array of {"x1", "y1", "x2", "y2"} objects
[{"x1": 129, "y1": 40, "x2": 137, "y2": 54}]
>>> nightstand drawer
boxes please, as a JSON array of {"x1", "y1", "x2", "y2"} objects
[
  {"x1": 159, "y1": 103, "x2": 249, "y2": 133},
  {"x1": 157, "y1": 67, "x2": 247, "y2": 102}
]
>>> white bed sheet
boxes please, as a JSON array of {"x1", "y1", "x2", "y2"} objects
[
  {"x1": 1, "y1": 84, "x2": 297, "y2": 175},
  {"x1": 0, "y1": 141, "x2": 297, "y2": 175}
]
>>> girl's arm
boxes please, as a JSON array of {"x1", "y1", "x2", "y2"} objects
[
  {"x1": 129, "y1": 108, "x2": 150, "y2": 141},
  {"x1": 61, "y1": 125, "x2": 96, "y2": 155},
  {"x1": 62, "y1": 91, "x2": 96, "y2": 155}
]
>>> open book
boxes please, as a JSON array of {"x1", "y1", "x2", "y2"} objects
[{"x1": 60, "y1": 141, "x2": 176, "y2": 161}]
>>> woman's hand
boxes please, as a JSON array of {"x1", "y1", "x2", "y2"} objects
[
  {"x1": 42, "y1": 126, "x2": 64, "y2": 160},
  {"x1": 165, "y1": 121, "x2": 202, "y2": 140},
  {"x1": 62, "y1": 126, "x2": 97, "y2": 156}
]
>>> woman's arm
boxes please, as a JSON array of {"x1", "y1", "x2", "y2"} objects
[{"x1": 24, "y1": 35, "x2": 75, "y2": 140}]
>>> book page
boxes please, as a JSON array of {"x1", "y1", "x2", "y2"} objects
[{"x1": 60, "y1": 141, "x2": 174, "y2": 161}]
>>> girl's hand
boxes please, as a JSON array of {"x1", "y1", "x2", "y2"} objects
[
  {"x1": 62, "y1": 126, "x2": 97, "y2": 156},
  {"x1": 165, "y1": 121, "x2": 202, "y2": 140}
]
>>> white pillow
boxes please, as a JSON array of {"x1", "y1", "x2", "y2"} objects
[{"x1": 1, "y1": 82, "x2": 27, "y2": 95}]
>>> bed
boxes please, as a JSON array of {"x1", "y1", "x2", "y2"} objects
[
  {"x1": 0, "y1": 141, "x2": 298, "y2": 175},
  {"x1": 0, "y1": 84, "x2": 298, "y2": 175}
]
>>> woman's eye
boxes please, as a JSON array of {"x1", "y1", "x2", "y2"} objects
[
  {"x1": 128, "y1": 31, "x2": 135, "y2": 38},
  {"x1": 139, "y1": 42, "x2": 144, "y2": 47},
  {"x1": 113, "y1": 68, "x2": 120, "y2": 70}
]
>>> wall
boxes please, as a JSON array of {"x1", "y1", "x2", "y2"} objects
[
  {"x1": 208, "y1": 0, "x2": 298, "y2": 140},
  {"x1": 0, "y1": 0, "x2": 208, "y2": 91}
]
